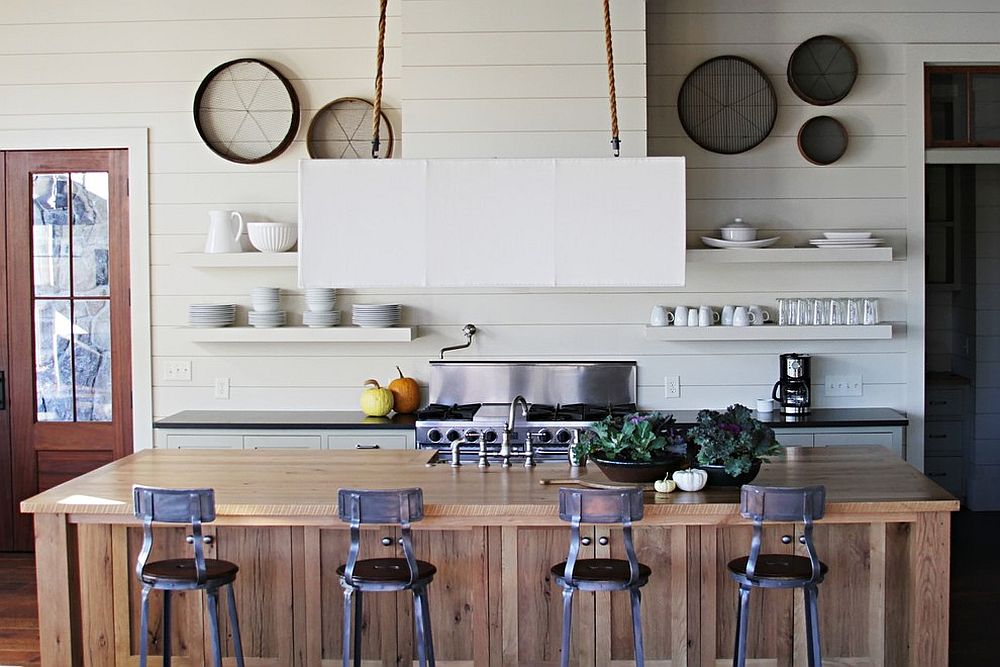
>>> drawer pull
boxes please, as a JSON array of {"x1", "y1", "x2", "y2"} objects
[
  {"x1": 355, "y1": 444, "x2": 381, "y2": 450},
  {"x1": 927, "y1": 473, "x2": 947, "y2": 478},
  {"x1": 581, "y1": 537, "x2": 592, "y2": 546},
  {"x1": 929, "y1": 400, "x2": 947, "y2": 406},
  {"x1": 598, "y1": 536, "x2": 609, "y2": 546},
  {"x1": 381, "y1": 536, "x2": 393, "y2": 546},
  {"x1": 928, "y1": 435, "x2": 948, "y2": 439}
]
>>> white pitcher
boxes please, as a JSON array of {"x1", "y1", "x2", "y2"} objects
[{"x1": 205, "y1": 210, "x2": 244, "y2": 253}]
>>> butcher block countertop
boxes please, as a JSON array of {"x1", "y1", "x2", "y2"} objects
[{"x1": 22, "y1": 445, "x2": 957, "y2": 523}]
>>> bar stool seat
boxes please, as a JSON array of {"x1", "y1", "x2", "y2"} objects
[
  {"x1": 550, "y1": 558, "x2": 651, "y2": 590},
  {"x1": 336, "y1": 558, "x2": 436, "y2": 585},
  {"x1": 141, "y1": 558, "x2": 239, "y2": 588},
  {"x1": 727, "y1": 554, "x2": 827, "y2": 588}
]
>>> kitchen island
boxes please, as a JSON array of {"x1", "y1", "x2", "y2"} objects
[{"x1": 22, "y1": 446, "x2": 955, "y2": 667}]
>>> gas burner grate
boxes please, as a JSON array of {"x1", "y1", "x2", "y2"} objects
[
  {"x1": 525, "y1": 402, "x2": 638, "y2": 422},
  {"x1": 415, "y1": 403, "x2": 482, "y2": 421}
]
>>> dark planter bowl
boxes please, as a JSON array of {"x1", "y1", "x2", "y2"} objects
[
  {"x1": 700, "y1": 460, "x2": 762, "y2": 487},
  {"x1": 591, "y1": 455, "x2": 687, "y2": 483}
]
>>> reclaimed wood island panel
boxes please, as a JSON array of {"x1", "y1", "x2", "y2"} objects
[{"x1": 21, "y1": 446, "x2": 956, "y2": 667}]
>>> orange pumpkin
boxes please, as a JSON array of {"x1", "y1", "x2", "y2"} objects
[{"x1": 388, "y1": 366, "x2": 421, "y2": 414}]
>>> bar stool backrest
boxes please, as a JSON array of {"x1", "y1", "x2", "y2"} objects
[
  {"x1": 739, "y1": 485, "x2": 826, "y2": 584},
  {"x1": 132, "y1": 485, "x2": 216, "y2": 585},
  {"x1": 558, "y1": 487, "x2": 644, "y2": 587},
  {"x1": 337, "y1": 488, "x2": 424, "y2": 587}
]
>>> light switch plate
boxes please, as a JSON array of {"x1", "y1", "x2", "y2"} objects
[
  {"x1": 165, "y1": 360, "x2": 192, "y2": 382},
  {"x1": 214, "y1": 377, "x2": 231, "y2": 400},
  {"x1": 664, "y1": 375, "x2": 680, "y2": 399},
  {"x1": 825, "y1": 374, "x2": 862, "y2": 397}
]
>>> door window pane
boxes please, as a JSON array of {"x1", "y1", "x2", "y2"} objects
[
  {"x1": 70, "y1": 172, "x2": 110, "y2": 297},
  {"x1": 929, "y1": 72, "x2": 968, "y2": 143},
  {"x1": 32, "y1": 173, "x2": 70, "y2": 297},
  {"x1": 35, "y1": 299, "x2": 74, "y2": 422},
  {"x1": 73, "y1": 300, "x2": 112, "y2": 421},
  {"x1": 973, "y1": 74, "x2": 1000, "y2": 142}
]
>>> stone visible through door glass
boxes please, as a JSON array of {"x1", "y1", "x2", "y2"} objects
[
  {"x1": 34, "y1": 299, "x2": 74, "y2": 422},
  {"x1": 70, "y1": 172, "x2": 110, "y2": 297},
  {"x1": 32, "y1": 173, "x2": 71, "y2": 297},
  {"x1": 73, "y1": 299, "x2": 112, "y2": 422}
]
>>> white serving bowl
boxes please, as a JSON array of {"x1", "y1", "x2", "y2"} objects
[
  {"x1": 719, "y1": 220, "x2": 757, "y2": 242},
  {"x1": 247, "y1": 223, "x2": 297, "y2": 253}
]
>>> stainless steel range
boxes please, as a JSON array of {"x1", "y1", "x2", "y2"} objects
[{"x1": 415, "y1": 361, "x2": 637, "y2": 467}]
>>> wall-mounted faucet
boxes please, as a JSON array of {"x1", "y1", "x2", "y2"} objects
[{"x1": 439, "y1": 324, "x2": 478, "y2": 359}]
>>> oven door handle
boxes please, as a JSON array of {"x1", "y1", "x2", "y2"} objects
[{"x1": 0, "y1": 370, "x2": 5, "y2": 410}]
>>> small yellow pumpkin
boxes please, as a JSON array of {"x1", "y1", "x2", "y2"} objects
[
  {"x1": 360, "y1": 379, "x2": 394, "y2": 417},
  {"x1": 388, "y1": 366, "x2": 421, "y2": 414}
]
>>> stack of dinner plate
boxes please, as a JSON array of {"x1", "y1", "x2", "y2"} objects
[
  {"x1": 809, "y1": 232, "x2": 885, "y2": 248},
  {"x1": 188, "y1": 304, "x2": 236, "y2": 327},
  {"x1": 248, "y1": 310, "x2": 287, "y2": 328},
  {"x1": 352, "y1": 304, "x2": 401, "y2": 328}
]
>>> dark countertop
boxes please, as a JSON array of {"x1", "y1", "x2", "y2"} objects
[
  {"x1": 155, "y1": 410, "x2": 417, "y2": 430},
  {"x1": 155, "y1": 407, "x2": 906, "y2": 430}
]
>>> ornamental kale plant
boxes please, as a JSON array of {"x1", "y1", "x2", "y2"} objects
[
  {"x1": 574, "y1": 412, "x2": 685, "y2": 463},
  {"x1": 688, "y1": 404, "x2": 781, "y2": 476}
]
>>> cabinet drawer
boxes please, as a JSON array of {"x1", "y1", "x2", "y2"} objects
[
  {"x1": 775, "y1": 433, "x2": 814, "y2": 447},
  {"x1": 925, "y1": 421, "x2": 964, "y2": 456},
  {"x1": 925, "y1": 456, "x2": 964, "y2": 496},
  {"x1": 164, "y1": 434, "x2": 243, "y2": 449},
  {"x1": 327, "y1": 433, "x2": 409, "y2": 451},
  {"x1": 926, "y1": 389, "x2": 965, "y2": 417},
  {"x1": 813, "y1": 432, "x2": 894, "y2": 449},
  {"x1": 245, "y1": 435, "x2": 323, "y2": 450}
]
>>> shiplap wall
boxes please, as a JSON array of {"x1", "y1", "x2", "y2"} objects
[
  {"x1": 973, "y1": 166, "x2": 1000, "y2": 507},
  {"x1": 4, "y1": 1, "x2": 1000, "y2": 452}
]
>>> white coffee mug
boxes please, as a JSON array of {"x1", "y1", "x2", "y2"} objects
[
  {"x1": 756, "y1": 398, "x2": 774, "y2": 414},
  {"x1": 649, "y1": 305, "x2": 674, "y2": 327},
  {"x1": 674, "y1": 306, "x2": 690, "y2": 327},
  {"x1": 687, "y1": 309, "x2": 700, "y2": 327},
  {"x1": 698, "y1": 306, "x2": 720, "y2": 327},
  {"x1": 732, "y1": 306, "x2": 751, "y2": 327},
  {"x1": 747, "y1": 305, "x2": 770, "y2": 326},
  {"x1": 721, "y1": 305, "x2": 736, "y2": 326}
]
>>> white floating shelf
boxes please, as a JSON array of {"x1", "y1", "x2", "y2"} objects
[
  {"x1": 186, "y1": 326, "x2": 415, "y2": 343},
  {"x1": 687, "y1": 247, "x2": 893, "y2": 263},
  {"x1": 175, "y1": 252, "x2": 298, "y2": 268},
  {"x1": 644, "y1": 324, "x2": 895, "y2": 341}
]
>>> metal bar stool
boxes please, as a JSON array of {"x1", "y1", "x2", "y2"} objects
[
  {"x1": 550, "y1": 487, "x2": 650, "y2": 667},
  {"x1": 728, "y1": 485, "x2": 827, "y2": 667},
  {"x1": 337, "y1": 488, "x2": 436, "y2": 667},
  {"x1": 132, "y1": 485, "x2": 245, "y2": 667}
]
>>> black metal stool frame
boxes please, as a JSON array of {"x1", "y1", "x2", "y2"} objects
[
  {"x1": 554, "y1": 487, "x2": 649, "y2": 667},
  {"x1": 731, "y1": 484, "x2": 827, "y2": 667},
  {"x1": 132, "y1": 485, "x2": 245, "y2": 667},
  {"x1": 338, "y1": 488, "x2": 435, "y2": 667}
]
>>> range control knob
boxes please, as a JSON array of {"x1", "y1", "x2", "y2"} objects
[
  {"x1": 483, "y1": 430, "x2": 498, "y2": 443},
  {"x1": 427, "y1": 429, "x2": 443, "y2": 443},
  {"x1": 446, "y1": 429, "x2": 461, "y2": 442},
  {"x1": 536, "y1": 430, "x2": 553, "y2": 444},
  {"x1": 464, "y1": 430, "x2": 480, "y2": 442},
  {"x1": 555, "y1": 429, "x2": 573, "y2": 444}
]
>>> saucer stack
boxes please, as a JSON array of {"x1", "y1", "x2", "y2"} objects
[
  {"x1": 303, "y1": 288, "x2": 340, "y2": 328},
  {"x1": 249, "y1": 287, "x2": 286, "y2": 328},
  {"x1": 188, "y1": 303, "x2": 236, "y2": 328},
  {"x1": 809, "y1": 232, "x2": 885, "y2": 248},
  {"x1": 352, "y1": 304, "x2": 401, "y2": 328}
]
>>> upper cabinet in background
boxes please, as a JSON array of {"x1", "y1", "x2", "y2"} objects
[
  {"x1": 927, "y1": 66, "x2": 1000, "y2": 147},
  {"x1": 298, "y1": 157, "x2": 685, "y2": 288}
]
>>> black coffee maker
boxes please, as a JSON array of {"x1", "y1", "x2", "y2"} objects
[{"x1": 772, "y1": 353, "x2": 811, "y2": 415}]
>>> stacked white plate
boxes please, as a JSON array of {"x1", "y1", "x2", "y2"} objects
[
  {"x1": 701, "y1": 236, "x2": 780, "y2": 249},
  {"x1": 809, "y1": 232, "x2": 884, "y2": 248},
  {"x1": 305, "y1": 288, "x2": 338, "y2": 312},
  {"x1": 248, "y1": 310, "x2": 287, "y2": 328},
  {"x1": 303, "y1": 310, "x2": 342, "y2": 328},
  {"x1": 188, "y1": 304, "x2": 236, "y2": 328},
  {"x1": 352, "y1": 304, "x2": 401, "y2": 328}
]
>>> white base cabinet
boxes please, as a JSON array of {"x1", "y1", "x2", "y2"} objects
[
  {"x1": 155, "y1": 428, "x2": 415, "y2": 451},
  {"x1": 771, "y1": 426, "x2": 905, "y2": 458}
]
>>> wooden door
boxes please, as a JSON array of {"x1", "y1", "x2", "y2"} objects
[
  {"x1": 0, "y1": 156, "x2": 13, "y2": 552},
  {"x1": 3, "y1": 149, "x2": 132, "y2": 550}
]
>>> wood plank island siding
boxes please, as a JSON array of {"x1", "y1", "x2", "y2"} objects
[{"x1": 22, "y1": 447, "x2": 956, "y2": 666}]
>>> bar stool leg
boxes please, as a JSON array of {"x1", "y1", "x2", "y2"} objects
[
  {"x1": 226, "y1": 584, "x2": 246, "y2": 667},
  {"x1": 162, "y1": 590, "x2": 172, "y2": 667},
  {"x1": 353, "y1": 590, "x2": 363, "y2": 667},
  {"x1": 629, "y1": 587, "x2": 645, "y2": 667},
  {"x1": 417, "y1": 586, "x2": 436, "y2": 666},
  {"x1": 342, "y1": 587, "x2": 354, "y2": 667},
  {"x1": 413, "y1": 588, "x2": 428, "y2": 667},
  {"x1": 733, "y1": 584, "x2": 751, "y2": 667},
  {"x1": 206, "y1": 588, "x2": 224, "y2": 667},
  {"x1": 560, "y1": 586, "x2": 575, "y2": 667},
  {"x1": 804, "y1": 585, "x2": 822, "y2": 667},
  {"x1": 139, "y1": 585, "x2": 151, "y2": 667}
]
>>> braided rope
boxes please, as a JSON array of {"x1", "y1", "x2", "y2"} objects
[
  {"x1": 372, "y1": 0, "x2": 388, "y2": 158},
  {"x1": 602, "y1": 0, "x2": 621, "y2": 156}
]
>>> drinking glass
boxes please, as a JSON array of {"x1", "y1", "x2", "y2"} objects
[
  {"x1": 828, "y1": 298, "x2": 846, "y2": 325},
  {"x1": 796, "y1": 298, "x2": 814, "y2": 326},
  {"x1": 846, "y1": 298, "x2": 862, "y2": 326},
  {"x1": 863, "y1": 297, "x2": 880, "y2": 325}
]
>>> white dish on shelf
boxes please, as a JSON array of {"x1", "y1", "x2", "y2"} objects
[
  {"x1": 822, "y1": 232, "x2": 873, "y2": 240},
  {"x1": 247, "y1": 223, "x2": 297, "y2": 253},
  {"x1": 701, "y1": 236, "x2": 780, "y2": 249},
  {"x1": 809, "y1": 238, "x2": 885, "y2": 248}
]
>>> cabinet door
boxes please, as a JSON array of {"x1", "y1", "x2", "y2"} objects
[
  {"x1": 594, "y1": 526, "x2": 691, "y2": 666},
  {"x1": 925, "y1": 456, "x2": 964, "y2": 496},
  {"x1": 494, "y1": 525, "x2": 597, "y2": 666}
]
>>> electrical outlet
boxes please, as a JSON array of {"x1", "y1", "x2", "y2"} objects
[
  {"x1": 824, "y1": 374, "x2": 862, "y2": 397},
  {"x1": 213, "y1": 377, "x2": 231, "y2": 400},
  {"x1": 664, "y1": 375, "x2": 680, "y2": 399},
  {"x1": 165, "y1": 360, "x2": 192, "y2": 382}
]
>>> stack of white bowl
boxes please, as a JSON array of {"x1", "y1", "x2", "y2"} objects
[
  {"x1": 303, "y1": 288, "x2": 340, "y2": 328},
  {"x1": 248, "y1": 287, "x2": 286, "y2": 328},
  {"x1": 188, "y1": 303, "x2": 236, "y2": 328},
  {"x1": 352, "y1": 303, "x2": 401, "y2": 328}
]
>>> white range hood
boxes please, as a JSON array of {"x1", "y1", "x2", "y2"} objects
[{"x1": 298, "y1": 156, "x2": 686, "y2": 288}]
